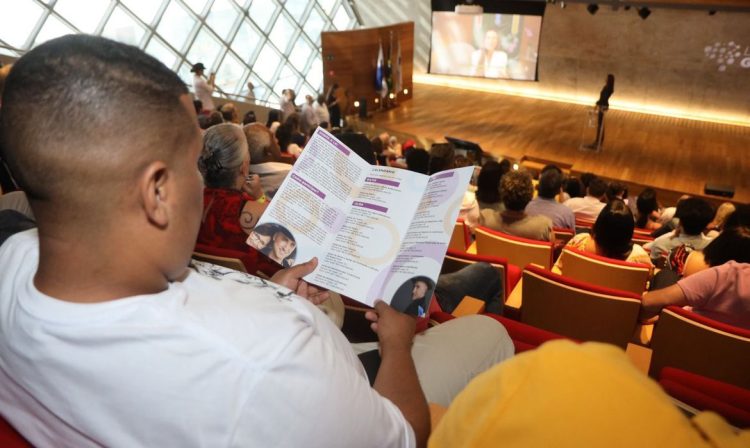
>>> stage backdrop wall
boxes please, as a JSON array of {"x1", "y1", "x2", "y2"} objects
[
  {"x1": 354, "y1": 0, "x2": 750, "y2": 123},
  {"x1": 321, "y1": 22, "x2": 414, "y2": 116}
]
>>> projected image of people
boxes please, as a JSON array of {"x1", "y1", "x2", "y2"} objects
[{"x1": 430, "y1": 12, "x2": 542, "y2": 81}]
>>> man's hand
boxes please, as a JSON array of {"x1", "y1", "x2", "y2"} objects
[
  {"x1": 365, "y1": 301, "x2": 415, "y2": 353},
  {"x1": 243, "y1": 174, "x2": 264, "y2": 199},
  {"x1": 270, "y1": 258, "x2": 329, "y2": 305}
]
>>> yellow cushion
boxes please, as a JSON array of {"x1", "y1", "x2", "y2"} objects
[{"x1": 429, "y1": 340, "x2": 748, "y2": 448}]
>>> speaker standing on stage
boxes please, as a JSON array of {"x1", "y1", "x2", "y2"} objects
[{"x1": 594, "y1": 74, "x2": 615, "y2": 147}]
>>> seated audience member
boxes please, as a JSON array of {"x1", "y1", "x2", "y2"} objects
[
  {"x1": 220, "y1": 102, "x2": 239, "y2": 124},
  {"x1": 276, "y1": 113, "x2": 305, "y2": 157},
  {"x1": 634, "y1": 187, "x2": 662, "y2": 230},
  {"x1": 0, "y1": 35, "x2": 514, "y2": 446},
  {"x1": 197, "y1": 123, "x2": 267, "y2": 250},
  {"x1": 564, "y1": 175, "x2": 583, "y2": 199},
  {"x1": 0, "y1": 190, "x2": 34, "y2": 219},
  {"x1": 464, "y1": 160, "x2": 508, "y2": 231},
  {"x1": 706, "y1": 202, "x2": 736, "y2": 238},
  {"x1": 540, "y1": 164, "x2": 569, "y2": 202},
  {"x1": 605, "y1": 181, "x2": 628, "y2": 205},
  {"x1": 401, "y1": 139, "x2": 416, "y2": 157},
  {"x1": 666, "y1": 204, "x2": 750, "y2": 278},
  {"x1": 192, "y1": 99, "x2": 203, "y2": 115},
  {"x1": 525, "y1": 169, "x2": 576, "y2": 231},
  {"x1": 245, "y1": 123, "x2": 290, "y2": 199},
  {"x1": 480, "y1": 170, "x2": 553, "y2": 242},
  {"x1": 563, "y1": 176, "x2": 607, "y2": 221},
  {"x1": 430, "y1": 341, "x2": 749, "y2": 447},
  {"x1": 645, "y1": 197, "x2": 714, "y2": 267},
  {"x1": 241, "y1": 110, "x2": 257, "y2": 125},
  {"x1": 265, "y1": 108, "x2": 282, "y2": 134},
  {"x1": 405, "y1": 148, "x2": 430, "y2": 174},
  {"x1": 428, "y1": 142, "x2": 456, "y2": 175},
  {"x1": 554, "y1": 199, "x2": 652, "y2": 272},
  {"x1": 199, "y1": 110, "x2": 223, "y2": 130},
  {"x1": 337, "y1": 132, "x2": 378, "y2": 165},
  {"x1": 641, "y1": 259, "x2": 750, "y2": 329}
]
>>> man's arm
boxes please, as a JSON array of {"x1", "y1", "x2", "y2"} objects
[
  {"x1": 366, "y1": 302, "x2": 430, "y2": 448},
  {"x1": 640, "y1": 283, "x2": 688, "y2": 320}
]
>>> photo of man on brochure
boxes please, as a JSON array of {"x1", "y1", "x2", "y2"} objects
[
  {"x1": 391, "y1": 276, "x2": 436, "y2": 318},
  {"x1": 247, "y1": 222, "x2": 298, "y2": 268}
]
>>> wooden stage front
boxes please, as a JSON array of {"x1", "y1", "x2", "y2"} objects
[{"x1": 356, "y1": 83, "x2": 750, "y2": 204}]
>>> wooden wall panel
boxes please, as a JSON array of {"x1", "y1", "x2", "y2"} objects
[{"x1": 322, "y1": 22, "x2": 414, "y2": 116}]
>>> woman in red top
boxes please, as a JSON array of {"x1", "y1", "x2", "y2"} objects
[{"x1": 197, "y1": 124, "x2": 268, "y2": 251}]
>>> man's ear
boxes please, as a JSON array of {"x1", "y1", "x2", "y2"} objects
[{"x1": 139, "y1": 161, "x2": 170, "y2": 228}]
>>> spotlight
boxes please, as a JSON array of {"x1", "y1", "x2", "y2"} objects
[
  {"x1": 512, "y1": 163, "x2": 519, "y2": 171},
  {"x1": 637, "y1": 7, "x2": 651, "y2": 19},
  {"x1": 587, "y1": 4, "x2": 598, "y2": 15},
  {"x1": 403, "y1": 88, "x2": 409, "y2": 95},
  {"x1": 389, "y1": 93, "x2": 395, "y2": 99},
  {"x1": 353, "y1": 100, "x2": 360, "y2": 108},
  {"x1": 374, "y1": 98, "x2": 379, "y2": 104}
]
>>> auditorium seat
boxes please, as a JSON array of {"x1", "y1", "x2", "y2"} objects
[
  {"x1": 552, "y1": 227, "x2": 575, "y2": 246},
  {"x1": 474, "y1": 226, "x2": 554, "y2": 270},
  {"x1": 440, "y1": 249, "x2": 521, "y2": 301},
  {"x1": 557, "y1": 247, "x2": 652, "y2": 294},
  {"x1": 430, "y1": 311, "x2": 571, "y2": 354},
  {"x1": 659, "y1": 367, "x2": 750, "y2": 428},
  {"x1": 448, "y1": 218, "x2": 471, "y2": 252},
  {"x1": 520, "y1": 265, "x2": 642, "y2": 349},
  {"x1": 192, "y1": 243, "x2": 280, "y2": 278},
  {"x1": 0, "y1": 415, "x2": 31, "y2": 447},
  {"x1": 649, "y1": 306, "x2": 750, "y2": 389}
]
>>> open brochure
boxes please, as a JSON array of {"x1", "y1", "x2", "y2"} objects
[{"x1": 248, "y1": 128, "x2": 473, "y2": 316}]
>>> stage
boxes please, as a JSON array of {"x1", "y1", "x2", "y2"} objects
[{"x1": 354, "y1": 82, "x2": 750, "y2": 205}]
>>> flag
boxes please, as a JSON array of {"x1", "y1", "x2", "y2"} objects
[
  {"x1": 386, "y1": 32, "x2": 394, "y2": 93},
  {"x1": 394, "y1": 34, "x2": 402, "y2": 94},
  {"x1": 375, "y1": 41, "x2": 387, "y2": 98}
]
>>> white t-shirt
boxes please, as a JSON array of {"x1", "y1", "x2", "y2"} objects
[
  {"x1": 313, "y1": 102, "x2": 330, "y2": 125},
  {"x1": 563, "y1": 196, "x2": 606, "y2": 221},
  {"x1": 193, "y1": 75, "x2": 215, "y2": 111},
  {"x1": 0, "y1": 230, "x2": 414, "y2": 448}
]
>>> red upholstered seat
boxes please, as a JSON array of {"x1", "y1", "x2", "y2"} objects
[
  {"x1": 520, "y1": 265, "x2": 642, "y2": 349},
  {"x1": 557, "y1": 246, "x2": 652, "y2": 294},
  {"x1": 0, "y1": 415, "x2": 31, "y2": 447},
  {"x1": 649, "y1": 306, "x2": 750, "y2": 389},
  {"x1": 193, "y1": 243, "x2": 281, "y2": 278},
  {"x1": 659, "y1": 367, "x2": 750, "y2": 428},
  {"x1": 441, "y1": 249, "x2": 522, "y2": 301},
  {"x1": 448, "y1": 219, "x2": 471, "y2": 252},
  {"x1": 430, "y1": 311, "x2": 571, "y2": 353},
  {"x1": 474, "y1": 226, "x2": 554, "y2": 270}
]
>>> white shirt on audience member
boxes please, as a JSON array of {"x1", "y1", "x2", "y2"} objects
[
  {"x1": 563, "y1": 195, "x2": 606, "y2": 221},
  {"x1": 0, "y1": 230, "x2": 414, "y2": 448}
]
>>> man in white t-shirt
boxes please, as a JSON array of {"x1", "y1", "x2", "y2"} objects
[
  {"x1": 0, "y1": 35, "x2": 512, "y2": 447},
  {"x1": 191, "y1": 62, "x2": 215, "y2": 112}
]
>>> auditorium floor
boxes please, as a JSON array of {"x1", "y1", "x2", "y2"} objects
[{"x1": 356, "y1": 83, "x2": 750, "y2": 204}]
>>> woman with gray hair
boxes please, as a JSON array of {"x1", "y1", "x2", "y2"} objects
[{"x1": 197, "y1": 123, "x2": 268, "y2": 251}]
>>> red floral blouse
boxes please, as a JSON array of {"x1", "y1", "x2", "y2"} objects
[{"x1": 197, "y1": 188, "x2": 255, "y2": 251}]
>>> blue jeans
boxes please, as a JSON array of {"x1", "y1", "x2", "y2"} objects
[{"x1": 435, "y1": 262, "x2": 504, "y2": 315}]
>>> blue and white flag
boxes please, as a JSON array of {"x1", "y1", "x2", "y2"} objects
[{"x1": 375, "y1": 41, "x2": 387, "y2": 98}]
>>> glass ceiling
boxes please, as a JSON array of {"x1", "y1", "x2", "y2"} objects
[{"x1": 0, "y1": 0, "x2": 359, "y2": 107}]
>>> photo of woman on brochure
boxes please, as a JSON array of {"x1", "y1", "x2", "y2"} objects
[
  {"x1": 247, "y1": 223, "x2": 297, "y2": 268},
  {"x1": 391, "y1": 276, "x2": 436, "y2": 318}
]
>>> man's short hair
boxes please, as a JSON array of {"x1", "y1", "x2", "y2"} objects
[
  {"x1": 406, "y1": 148, "x2": 430, "y2": 175},
  {"x1": 587, "y1": 178, "x2": 607, "y2": 198},
  {"x1": 537, "y1": 170, "x2": 563, "y2": 199},
  {"x1": 428, "y1": 143, "x2": 455, "y2": 175},
  {"x1": 501, "y1": 170, "x2": 534, "y2": 211},
  {"x1": 0, "y1": 35, "x2": 192, "y2": 211},
  {"x1": 243, "y1": 123, "x2": 277, "y2": 164},
  {"x1": 675, "y1": 197, "x2": 714, "y2": 235}
]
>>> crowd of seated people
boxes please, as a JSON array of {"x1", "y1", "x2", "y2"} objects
[{"x1": 0, "y1": 36, "x2": 748, "y2": 446}]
